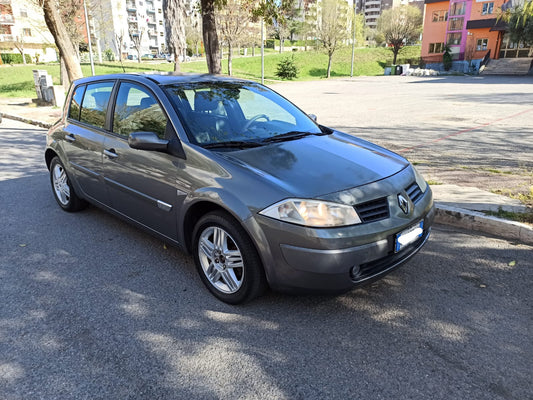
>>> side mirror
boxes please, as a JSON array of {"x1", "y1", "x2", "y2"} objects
[
  {"x1": 308, "y1": 114, "x2": 317, "y2": 122},
  {"x1": 128, "y1": 131, "x2": 169, "y2": 151}
]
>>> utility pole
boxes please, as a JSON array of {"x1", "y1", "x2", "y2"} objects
[{"x1": 261, "y1": 16, "x2": 264, "y2": 84}]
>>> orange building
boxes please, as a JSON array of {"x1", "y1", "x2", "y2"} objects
[{"x1": 420, "y1": 0, "x2": 528, "y2": 68}]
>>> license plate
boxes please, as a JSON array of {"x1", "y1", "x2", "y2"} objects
[{"x1": 395, "y1": 221, "x2": 424, "y2": 253}]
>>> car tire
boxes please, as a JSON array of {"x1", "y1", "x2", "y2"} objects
[
  {"x1": 192, "y1": 211, "x2": 267, "y2": 304},
  {"x1": 49, "y1": 156, "x2": 87, "y2": 212}
]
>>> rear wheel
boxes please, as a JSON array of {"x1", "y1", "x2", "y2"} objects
[
  {"x1": 192, "y1": 211, "x2": 267, "y2": 304},
  {"x1": 49, "y1": 156, "x2": 87, "y2": 212}
]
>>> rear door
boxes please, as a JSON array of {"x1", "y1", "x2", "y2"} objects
[
  {"x1": 62, "y1": 81, "x2": 114, "y2": 205},
  {"x1": 102, "y1": 81, "x2": 180, "y2": 241}
]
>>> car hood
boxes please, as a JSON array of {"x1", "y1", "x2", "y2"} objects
[{"x1": 218, "y1": 132, "x2": 409, "y2": 198}]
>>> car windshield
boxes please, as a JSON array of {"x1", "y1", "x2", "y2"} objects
[{"x1": 163, "y1": 82, "x2": 322, "y2": 146}]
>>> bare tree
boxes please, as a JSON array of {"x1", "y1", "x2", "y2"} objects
[
  {"x1": 163, "y1": 0, "x2": 187, "y2": 72},
  {"x1": 13, "y1": 35, "x2": 27, "y2": 64},
  {"x1": 217, "y1": 0, "x2": 254, "y2": 75},
  {"x1": 185, "y1": 13, "x2": 202, "y2": 57},
  {"x1": 114, "y1": 31, "x2": 126, "y2": 60},
  {"x1": 129, "y1": 27, "x2": 145, "y2": 63},
  {"x1": 39, "y1": 0, "x2": 83, "y2": 83},
  {"x1": 200, "y1": 0, "x2": 221, "y2": 74},
  {"x1": 316, "y1": 0, "x2": 350, "y2": 78}
]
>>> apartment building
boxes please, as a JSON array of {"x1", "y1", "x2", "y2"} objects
[
  {"x1": 0, "y1": 0, "x2": 57, "y2": 62},
  {"x1": 421, "y1": 0, "x2": 530, "y2": 63},
  {"x1": 358, "y1": 0, "x2": 424, "y2": 29},
  {"x1": 90, "y1": 0, "x2": 168, "y2": 59}
]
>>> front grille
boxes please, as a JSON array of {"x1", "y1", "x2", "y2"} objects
[
  {"x1": 405, "y1": 181, "x2": 423, "y2": 204},
  {"x1": 354, "y1": 197, "x2": 389, "y2": 223}
]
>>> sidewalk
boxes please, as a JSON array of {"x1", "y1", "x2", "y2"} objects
[{"x1": 1, "y1": 97, "x2": 532, "y2": 245}]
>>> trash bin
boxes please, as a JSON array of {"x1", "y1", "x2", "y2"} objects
[
  {"x1": 384, "y1": 67, "x2": 392, "y2": 75},
  {"x1": 395, "y1": 65, "x2": 403, "y2": 75}
]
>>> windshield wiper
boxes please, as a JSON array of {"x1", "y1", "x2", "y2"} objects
[
  {"x1": 261, "y1": 131, "x2": 315, "y2": 143},
  {"x1": 203, "y1": 140, "x2": 264, "y2": 149}
]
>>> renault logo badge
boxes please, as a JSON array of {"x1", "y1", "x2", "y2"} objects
[{"x1": 398, "y1": 194, "x2": 409, "y2": 214}]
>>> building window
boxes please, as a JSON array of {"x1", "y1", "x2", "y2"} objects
[
  {"x1": 450, "y1": 1, "x2": 465, "y2": 16},
  {"x1": 429, "y1": 42, "x2": 445, "y2": 53},
  {"x1": 476, "y1": 38, "x2": 488, "y2": 50},
  {"x1": 482, "y1": 2, "x2": 494, "y2": 15},
  {"x1": 159, "y1": 32, "x2": 163, "y2": 36},
  {"x1": 448, "y1": 17, "x2": 464, "y2": 31},
  {"x1": 159, "y1": 20, "x2": 162, "y2": 25},
  {"x1": 22, "y1": 28, "x2": 32, "y2": 37},
  {"x1": 432, "y1": 10, "x2": 448, "y2": 22},
  {"x1": 20, "y1": 8, "x2": 28, "y2": 18},
  {"x1": 158, "y1": 8, "x2": 162, "y2": 13},
  {"x1": 447, "y1": 32, "x2": 462, "y2": 45}
]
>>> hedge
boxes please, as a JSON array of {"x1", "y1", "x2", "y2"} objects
[{"x1": 1, "y1": 53, "x2": 32, "y2": 64}]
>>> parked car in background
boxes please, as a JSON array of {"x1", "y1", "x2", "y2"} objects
[{"x1": 45, "y1": 73, "x2": 434, "y2": 304}]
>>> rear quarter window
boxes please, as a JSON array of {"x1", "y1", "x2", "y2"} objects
[
  {"x1": 68, "y1": 85, "x2": 86, "y2": 121},
  {"x1": 79, "y1": 82, "x2": 114, "y2": 129}
]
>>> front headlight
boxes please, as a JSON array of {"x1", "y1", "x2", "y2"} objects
[{"x1": 259, "y1": 199, "x2": 361, "y2": 227}]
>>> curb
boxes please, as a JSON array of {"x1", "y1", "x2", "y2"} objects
[
  {"x1": 2, "y1": 112, "x2": 52, "y2": 129},
  {"x1": 435, "y1": 204, "x2": 533, "y2": 245}
]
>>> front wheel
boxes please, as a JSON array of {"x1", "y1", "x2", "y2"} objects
[
  {"x1": 49, "y1": 156, "x2": 87, "y2": 212},
  {"x1": 192, "y1": 211, "x2": 267, "y2": 304}
]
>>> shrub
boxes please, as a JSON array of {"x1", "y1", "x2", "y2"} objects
[
  {"x1": 103, "y1": 48, "x2": 115, "y2": 62},
  {"x1": 275, "y1": 55, "x2": 298, "y2": 80},
  {"x1": 1, "y1": 53, "x2": 31, "y2": 64}
]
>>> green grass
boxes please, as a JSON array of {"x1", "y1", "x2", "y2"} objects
[
  {"x1": 0, "y1": 46, "x2": 421, "y2": 98},
  {"x1": 485, "y1": 207, "x2": 533, "y2": 225}
]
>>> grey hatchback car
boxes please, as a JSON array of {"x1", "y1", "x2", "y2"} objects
[{"x1": 45, "y1": 73, "x2": 434, "y2": 304}]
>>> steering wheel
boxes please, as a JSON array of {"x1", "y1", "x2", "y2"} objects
[{"x1": 242, "y1": 114, "x2": 270, "y2": 131}]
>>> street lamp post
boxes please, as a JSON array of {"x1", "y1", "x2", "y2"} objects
[
  {"x1": 83, "y1": 0, "x2": 95, "y2": 76},
  {"x1": 350, "y1": 1, "x2": 356, "y2": 77}
]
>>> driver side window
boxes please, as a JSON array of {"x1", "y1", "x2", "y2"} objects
[{"x1": 113, "y1": 82, "x2": 167, "y2": 139}]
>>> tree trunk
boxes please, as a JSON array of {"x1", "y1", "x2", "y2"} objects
[
  {"x1": 393, "y1": 49, "x2": 398, "y2": 65},
  {"x1": 327, "y1": 52, "x2": 333, "y2": 78},
  {"x1": 40, "y1": 0, "x2": 83, "y2": 84},
  {"x1": 201, "y1": 0, "x2": 221, "y2": 74},
  {"x1": 174, "y1": 54, "x2": 181, "y2": 72},
  {"x1": 228, "y1": 41, "x2": 233, "y2": 76}
]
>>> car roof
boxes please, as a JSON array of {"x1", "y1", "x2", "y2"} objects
[{"x1": 72, "y1": 73, "x2": 255, "y2": 87}]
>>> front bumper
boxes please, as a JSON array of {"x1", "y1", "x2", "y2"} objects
[{"x1": 251, "y1": 183, "x2": 435, "y2": 294}]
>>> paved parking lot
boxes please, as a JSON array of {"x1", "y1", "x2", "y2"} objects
[
  {"x1": 1, "y1": 117, "x2": 532, "y2": 399},
  {"x1": 273, "y1": 75, "x2": 533, "y2": 197}
]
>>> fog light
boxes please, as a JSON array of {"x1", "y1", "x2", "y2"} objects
[{"x1": 350, "y1": 265, "x2": 361, "y2": 280}]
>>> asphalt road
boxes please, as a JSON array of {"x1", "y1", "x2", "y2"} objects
[{"x1": 1, "y1": 118, "x2": 532, "y2": 400}]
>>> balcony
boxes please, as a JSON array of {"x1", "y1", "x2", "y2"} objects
[
  {"x1": 127, "y1": 16, "x2": 137, "y2": 22},
  {"x1": 0, "y1": 0, "x2": 11, "y2": 4},
  {"x1": 364, "y1": 6, "x2": 381, "y2": 12},
  {"x1": 126, "y1": 2, "x2": 136, "y2": 11},
  {"x1": 148, "y1": 29, "x2": 157, "y2": 37},
  {"x1": 365, "y1": 0, "x2": 381, "y2": 6},
  {"x1": 0, "y1": 14, "x2": 15, "y2": 24},
  {"x1": 146, "y1": 7, "x2": 155, "y2": 13},
  {"x1": 0, "y1": 33, "x2": 13, "y2": 41}
]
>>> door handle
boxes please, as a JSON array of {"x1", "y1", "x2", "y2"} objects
[
  {"x1": 103, "y1": 149, "x2": 118, "y2": 159},
  {"x1": 65, "y1": 134, "x2": 76, "y2": 142}
]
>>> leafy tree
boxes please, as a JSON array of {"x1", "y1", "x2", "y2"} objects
[
  {"x1": 275, "y1": 55, "x2": 298, "y2": 79},
  {"x1": 316, "y1": 0, "x2": 350, "y2": 78},
  {"x1": 163, "y1": 0, "x2": 187, "y2": 72},
  {"x1": 377, "y1": 5, "x2": 422, "y2": 64},
  {"x1": 501, "y1": 1, "x2": 533, "y2": 48}
]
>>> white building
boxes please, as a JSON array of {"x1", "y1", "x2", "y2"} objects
[
  {"x1": 92, "y1": 0, "x2": 168, "y2": 60},
  {"x1": 0, "y1": 0, "x2": 57, "y2": 62}
]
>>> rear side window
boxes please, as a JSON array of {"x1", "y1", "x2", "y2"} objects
[
  {"x1": 68, "y1": 85, "x2": 86, "y2": 121},
  {"x1": 79, "y1": 82, "x2": 114, "y2": 129}
]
